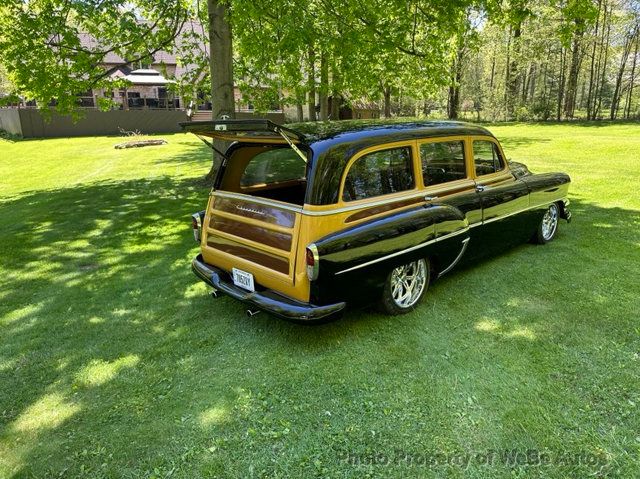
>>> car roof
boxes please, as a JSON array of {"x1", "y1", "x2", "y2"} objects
[{"x1": 288, "y1": 119, "x2": 495, "y2": 145}]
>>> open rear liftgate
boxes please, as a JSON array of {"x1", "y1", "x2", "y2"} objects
[{"x1": 182, "y1": 119, "x2": 346, "y2": 319}]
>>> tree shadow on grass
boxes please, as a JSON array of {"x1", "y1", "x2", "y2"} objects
[
  {"x1": 499, "y1": 136, "x2": 550, "y2": 149},
  {"x1": 0, "y1": 182, "x2": 638, "y2": 477}
]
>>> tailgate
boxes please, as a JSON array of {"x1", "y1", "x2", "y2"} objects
[{"x1": 201, "y1": 191, "x2": 304, "y2": 298}]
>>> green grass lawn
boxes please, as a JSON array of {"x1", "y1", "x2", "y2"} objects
[{"x1": 1, "y1": 122, "x2": 639, "y2": 478}]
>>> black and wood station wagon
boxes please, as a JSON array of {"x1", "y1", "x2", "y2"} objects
[{"x1": 184, "y1": 120, "x2": 571, "y2": 321}]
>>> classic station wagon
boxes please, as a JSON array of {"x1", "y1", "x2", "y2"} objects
[{"x1": 183, "y1": 120, "x2": 571, "y2": 321}]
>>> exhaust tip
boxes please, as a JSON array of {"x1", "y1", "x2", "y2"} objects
[
  {"x1": 246, "y1": 309, "x2": 260, "y2": 317},
  {"x1": 210, "y1": 289, "x2": 219, "y2": 299}
]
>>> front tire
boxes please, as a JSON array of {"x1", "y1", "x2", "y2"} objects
[
  {"x1": 535, "y1": 203, "x2": 560, "y2": 244},
  {"x1": 380, "y1": 258, "x2": 430, "y2": 315}
]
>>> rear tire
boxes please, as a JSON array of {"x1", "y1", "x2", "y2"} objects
[
  {"x1": 534, "y1": 203, "x2": 559, "y2": 244},
  {"x1": 380, "y1": 258, "x2": 430, "y2": 315}
]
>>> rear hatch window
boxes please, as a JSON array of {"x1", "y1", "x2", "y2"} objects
[{"x1": 219, "y1": 144, "x2": 309, "y2": 206}]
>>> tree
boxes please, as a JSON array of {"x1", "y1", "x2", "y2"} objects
[
  {"x1": 205, "y1": 0, "x2": 235, "y2": 181},
  {"x1": 0, "y1": 0, "x2": 190, "y2": 114}
]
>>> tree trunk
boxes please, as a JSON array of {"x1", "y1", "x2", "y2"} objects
[
  {"x1": 205, "y1": 0, "x2": 235, "y2": 183},
  {"x1": 447, "y1": 84, "x2": 460, "y2": 120},
  {"x1": 586, "y1": 0, "x2": 602, "y2": 120},
  {"x1": 557, "y1": 47, "x2": 566, "y2": 121},
  {"x1": 296, "y1": 102, "x2": 304, "y2": 122},
  {"x1": 528, "y1": 63, "x2": 537, "y2": 101},
  {"x1": 330, "y1": 62, "x2": 341, "y2": 120},
  {"x1": 507, "y1": 23, "x2": 522, "y2": 119},
  {"x1": 595, "y1": 4, "x2": 611, "y2": 119},
  {"x1": 383, "y1": 84, "x2": 392, "y2": 118},
  {"x1": 319, "y1": 50, "x2": 329, "y2": 121},
  {"x1": 625, "y1": 37, "x2": 638, "y2": 119},
  {"x1": 307, "y1": 47, "x2": 316, "y2": 121},
  {"x1": 330, "y1": 94, "x2": 340, "y2": 120},
  {"x1": 448, "y1": 43, "x2": 464, "y2": 120},
  {"x1": 564, "y1": 22, "x2": 584, "y2": 119},
  {"x1": 489, "y1": 52, "x2": 496, "y2": 90},
  {"x1": 610, "y1": 32, "x2": 634, "y2": 119}
]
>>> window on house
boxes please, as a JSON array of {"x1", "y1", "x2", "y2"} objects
[{"x1": 342, "y1": 147, "x2": 414, "y2": 201}]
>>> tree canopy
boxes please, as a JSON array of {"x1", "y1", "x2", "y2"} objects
[
  {"x1": 0, "y1": 0, "x2": 190, "y2": 114},
  {"x1": 0, "y1": 0, "x2": 638, "y2": 121}
]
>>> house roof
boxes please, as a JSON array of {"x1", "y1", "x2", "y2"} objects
[
  {"x1": 124, "y1": 69, "x2": 174, "y2": 85},
  {"x1": 78, "y1": 21, "x2": 205, "y2": 78}
]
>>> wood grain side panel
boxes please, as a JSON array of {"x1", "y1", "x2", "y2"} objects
[
  {"x1": 345, "y1": 196, "x2": 425, "y2": 223},
  {"x1": 207, "y1": 236, "x2": 290, "y2": 275},
  {"x1": 210, "y1": 215, "x2": 292, "y2": 251},
  {"x1": 214, "y1": 196, "x2": 296, "y2": 227}
]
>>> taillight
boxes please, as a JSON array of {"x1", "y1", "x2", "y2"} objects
[
  {"x1": 191, "y1": 212, "x2": 203, "y2": 243},
  {"x1": 306, "y1": 244, "x2": 319, "y2": 281}
]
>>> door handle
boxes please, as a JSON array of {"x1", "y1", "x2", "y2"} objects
[
  {"x1": 424, "y1": 195, "x2": 439, "y2": 202},
  {"x1": 475, "y1": 185, "x2": 488, "y2": 193}
]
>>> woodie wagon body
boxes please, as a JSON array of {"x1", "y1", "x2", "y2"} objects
[{"x1": 184, "y1": 119, "x2": 571, "y2": 321}]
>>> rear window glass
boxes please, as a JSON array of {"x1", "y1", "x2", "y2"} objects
[
  {"x1": 342, "y1": 146, "x2": 414, "y2": 201},
  {"x1": 240, "y1": 148, "x2": 306, "y2": 187}
]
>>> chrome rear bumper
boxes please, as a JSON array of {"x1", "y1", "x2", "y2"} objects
[{"x1": 192, "y1": 255, "x2": 345, "y2": 321}]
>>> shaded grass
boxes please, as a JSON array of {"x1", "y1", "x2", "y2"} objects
[{"x1": 0, "y1": 124, "x2": 639, "y2": 478}]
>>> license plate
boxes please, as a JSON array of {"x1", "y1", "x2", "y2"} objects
[{"x1": 232, "y1": 268, "x2": 255, "y2": 292}]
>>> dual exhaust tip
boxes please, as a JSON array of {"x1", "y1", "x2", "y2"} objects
[{"x1": 211, "y1": 288, "x2": 260, "y2": 317}]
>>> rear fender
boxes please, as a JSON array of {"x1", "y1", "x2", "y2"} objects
[{"x1": 310, "y1": 204, "x2": 468, "y2": 304}]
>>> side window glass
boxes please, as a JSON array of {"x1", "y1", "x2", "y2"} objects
[
  {"x1": 343, "y1": 147, "x2": 414, "y2": 201},
  {"x1": 473, "y1": 140, "x2": 504, "y2": 176},
  {"x1": 420, "y1": 141, "x2": 466, "y2": 186}
]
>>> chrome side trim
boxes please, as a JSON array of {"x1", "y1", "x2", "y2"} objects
[
  {"x1": 482, "y1": 200, "x2": 558, "y2": 226},
  {"x1": 438, "y1": 237, "x2": 470, "y2": 277},
  {"x1": 333, "y1": 198, "x2": 567, "y2": 276},
  {"x1": 212, "y1": 191, "x2": 303, "y2": 213},
  {"x1": 335, "y1": 227, "x2": 469, "y2": 275},
  {"x1": 302, "y1": 192, "x2": 427, "y2": 216}
]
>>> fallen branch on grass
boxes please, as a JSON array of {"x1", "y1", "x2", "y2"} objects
[{"x1": 114, "y1": 139, "x2": 168, "y2": 149}]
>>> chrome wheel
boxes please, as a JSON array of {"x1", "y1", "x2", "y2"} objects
[
  {"x1": 390, "y1": 259, "x2": 427, "y2": 309},
  {"x1": 541, "y1": 204, "x2": 559, "y2": 241}
]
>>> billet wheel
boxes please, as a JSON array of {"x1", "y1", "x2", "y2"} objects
[
  {"x1": 534, "y1": 203, "x2": 559, "y2": 244},
  {"x1": 380, "y1": 258, "x2": 430, "y2": 315}
]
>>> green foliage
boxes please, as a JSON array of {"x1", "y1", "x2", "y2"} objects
[{"x1": 0, "y1": 0, "x2": 191, "y2": 114}]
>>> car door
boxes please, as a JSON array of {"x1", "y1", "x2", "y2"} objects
[
  {"x1": 418, "y1": 137, "x2": 480, "y2": 273},
  {"x1": 471, "y1": 137, "x2": 531, "y2": 248},
  {"x1": 418, "y1": 137, "x2": 482, "y2": 233}
]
